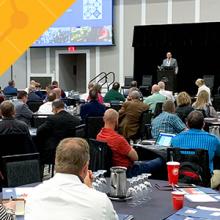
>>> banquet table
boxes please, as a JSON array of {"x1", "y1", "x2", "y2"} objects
[{"x1": 3, "y1": 179, "x2": 220, "y2": 220}]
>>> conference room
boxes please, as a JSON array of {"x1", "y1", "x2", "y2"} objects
[{"x1": 1, "y1": 0, "x2": 220, "y2": 219}]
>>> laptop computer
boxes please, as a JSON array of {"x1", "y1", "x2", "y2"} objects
[
  {"x1": 141, "y1": 132, "x2": 176, "y2": 148},
  {"x1": 155, "y1": 132, "x2": 176, "y2": 147}
]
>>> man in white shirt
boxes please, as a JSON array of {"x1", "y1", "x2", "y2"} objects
[
  {"x1": 158, "y1": 81, "x2": 175, "y2": 102},
  {"x1": 37, "y1": 92, "x2": 56, "y2": 114},
  {"x1": 25, "y1": 138, "x2": 118, "y2": 220}
]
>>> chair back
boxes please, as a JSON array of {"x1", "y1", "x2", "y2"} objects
[
  {"x1": 62, "y1": 98, "x2": 77, "y2": 106},
  {"x1": 85, "y1": 116, "x2": 104, "y2": 139},
  {"x1": 167, "y1": 148, "x2": 211, "y2": 186},
  {"x1": 88, "y1": 139, "x2": 112, "y2": 175},
  {"x1": 154, "y1": 102, "x2": 163, "y2": 118},
  {"x1": 74, "y1": 124, "x2": 86, "y2": 138},
  {"x1": 138, "y1": 110, "x2": 153, "y2": 140},
  {"x1": 0, "y1": 133, "x2": 36, "y2": 157},
  {"x1": 213, "y1": 95, "x2": 220, "y2": 111},
  {"x1": 124, "y1": 76, "x2": 133, "y2": 86},
  {"x1": 203, "y1": 75, "x2": 214, "y2": 90},
  {"x1": 27, "y1": 100, "x2": 43, "y2": 112},
  {"x1": 31, "y1": 114, "x2": 50, "y2": 128},
  {"x1": 2, "y1": 153, "x2": 41, "y2": 187},
  {"x1": 142, "y1": 75, "x2": 152, "y2": 86},
  {"x1": 110, "y1": 101, "x2": 122, "y2": 112}
]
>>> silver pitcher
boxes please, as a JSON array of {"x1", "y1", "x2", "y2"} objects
[{"x1": 110, "y1": 166, "x2": 127, "y2": 197}]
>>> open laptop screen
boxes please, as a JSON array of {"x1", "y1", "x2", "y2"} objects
[{"x1": 156, "y1": 133, "x2": 176, "y2": 147}]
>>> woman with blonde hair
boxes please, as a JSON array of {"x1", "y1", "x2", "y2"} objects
[
  {"x1": 193, "y1": 90, "x2": 217, "y2": 118},
  {"x1": 195, "y1": 78, "x2": 211, "y2": 104},
  {"x1": 175, "y1": 91, "x2": 194, "y2": 122}
]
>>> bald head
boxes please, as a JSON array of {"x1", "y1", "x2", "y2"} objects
[
  {"x1": 130, "y1": 90, "x2": 140, "y2": 100},
  {"x1": 158, "y1": 81, "x2": 165, "y2": 90},
  {"x1": 104, "y1": 109, "x2": 119, "y2": 123},
  {"x1": 53, "y1": 88, "x2": 61, "y2": 99},
  {"x1": 151, "y1": 84, "x2": 160, "y2": 93}
]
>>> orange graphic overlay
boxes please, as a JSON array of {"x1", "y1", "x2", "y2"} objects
[{"x1": 0, "y1": 0, "x2": 76, "y2": 75}]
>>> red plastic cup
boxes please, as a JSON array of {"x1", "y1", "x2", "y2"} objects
[
  {"x1": 167, "y1": 161, "x2": 180, "y2": 185},
  {"x1": 171, "y1": 191, "x2": 185, "y2": 210}
]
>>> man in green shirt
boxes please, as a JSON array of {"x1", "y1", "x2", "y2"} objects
[
  {"x1": 104, "y1": 82, "x2": 125, "y2": 103},
  {"x1": 144, "y1": 84, "x2": 166, "y2": 113}
]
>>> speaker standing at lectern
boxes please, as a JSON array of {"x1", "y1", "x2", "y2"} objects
[{"x1": 161, "y1": 52, "x2": 178, "y2": 74}]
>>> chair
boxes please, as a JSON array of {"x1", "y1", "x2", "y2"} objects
[
  {"x1": 74, "y1": 124, "x2": 86, "y2": 138},
  {"x1": 0, "y1": 133, "x2": 36, "y2": 157},
  {"x1": 138, "y1": 110, "x2": 153, "y2": 140},
  {"x1": 85, "y1": 116, "x2": 104, "y2": 139},
  {"x1": 31, "y1": 114, "x2": 50, "y2": 128},
  {"x1": 62, "y1": 98, "x2": 78, "y2": 106},
  {"x1": 154, "y1": 102, "x2": 163, "y2": 118},
  {"x1": 140, "y1": 75, "x2": 152, "y2": 97},
  {"x1": 124, "y1": 76, "x2": 133, "y2": 86},
  {"x1": 88, "y1": 139, "x2": 112, "y2": 175},
  {"x1": 141, "y1": 75, "x2": 152, "y2": 87},
  {"x1": 27, "y1": 100, "x2": 43, "y2": 112},
  {"x1": 1, "y1": 153, "x2": 41, "y2": 187},
  {"x1": 110, "y1": 101, "x2": 122, "y2": 112},
  {"x1": 167, "y1": 148, "x2": 211, "y2": 186},
  {"x1": 203, "y1": 75, "x2": 215, "y2": 90},
  {"x1": 213, "y1": 95, "x2": 220, "y2": 111}
]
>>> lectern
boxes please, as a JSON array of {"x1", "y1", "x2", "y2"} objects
[{"x1": 157, "y1": 68, "x2": 176, "y2": 91}]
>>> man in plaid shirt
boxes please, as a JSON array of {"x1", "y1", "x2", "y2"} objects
[{"x1": 151, "y1": 100, "x2": 186, "y2": 139}]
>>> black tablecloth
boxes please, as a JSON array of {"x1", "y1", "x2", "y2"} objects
[
  {"x1": 2, "y1": 179, "x2": 220, "y2": 220},
  {"x1": 112, "y1": 179, "x2": 220, "y2": 220}
]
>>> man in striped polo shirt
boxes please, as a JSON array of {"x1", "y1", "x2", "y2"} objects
[{"x1": 171, "y1": 110, "x2": 220, "y2": 187}]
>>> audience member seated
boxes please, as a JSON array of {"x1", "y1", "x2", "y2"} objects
[
  {"x1": 51, "y1": 80, "x2": 66, "y2": 99},
  {"x1": 0, "y1": 202, "x2": 16, "y2": 220},
  {"x1": 175, "y1": 91, "x2": 194, "y2": 123},
  {"x1": 28, "y1": 85, "x2": 42, "y2": 101},
  {"x1": 25, "y1": 80, "x2": 36, "y2": 93},
  {"x1": 0, "y1": 94, "x2": 4, "y2": 104},
  {"x1": 151, "y1": 100, "x2": 186, "y2": 139},
  {"x1": 34, "y1": 82, "x2": 45, "y2": 99},
  {"x1": 119, "y1": 90, "x2": 149, "y2": 140},
  {"x1": 158, "y1": 81, "x2": 175, "y2": 101},
  {"x1": 0, "y1": 101, "x2": 35, "y2": 154},
  {"x1": 3, "y1": 80, "x2": 17, "y2": 96},
  {"x1": 52, "y1": 87, "x2": 62, "y2": 100},
  {"x1": 144, "y1": 84, "x2": 166, "y2": 113},
  {"x1": 13, "y1": 91, "x2": 33, "y2": 126},
  {"x1": 195, "y1": 78, "x2": 211, "y2": 104},
  {"x1": 171, "y1": 111, "x2": 220, "y2": 187},
  {"x1": 80, "y1": 89, "x2": 106, "y2": 122},
  {"x1": 97, "y1": 109, "x2": 163, "y2": 177},
  {"x1": 25, "y1": 138, "x2": 118, "y2": 220},
  {"x1": 126, "y1": 81, "x2": 143, "y2": 101},
  {"x1": 0, "y1": 101, "x2": 32, "y2": 136},
  {"x1": 80, "y1": 82, "x2": 94, "y2": 101},
  {"x1": 87, "y1": 83, "x2": 103, "y2": 104},
  {"x1": 104, "y1": 82, "x2": 125, "y2": 103},
  {"x1": 43, "y1": 85, "x2": 54, "y2": 102},
  {"x1": 38, "y1": 92, "x2": 56, "y2": 114},
  {"x1": 192, "y1": 90, "x2": 217, "y2": 118},
  {"x1": 37, "y1": 100, "x2": 81, "y2": 164}
]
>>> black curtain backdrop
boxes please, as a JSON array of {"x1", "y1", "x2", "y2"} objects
[{"x1": 133, "y1": 22, "x2": 220, "y2": 95}]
